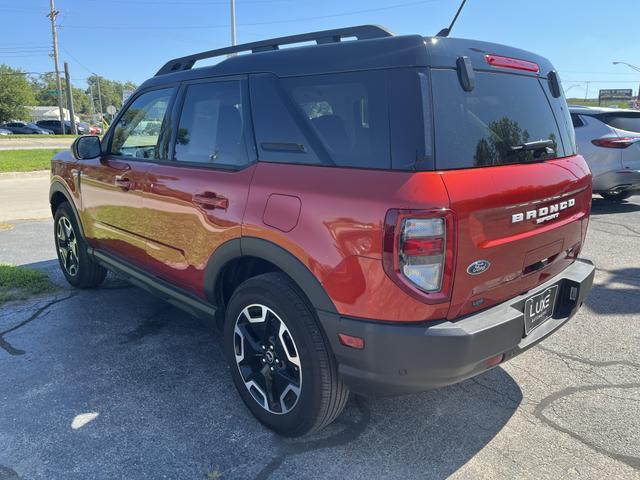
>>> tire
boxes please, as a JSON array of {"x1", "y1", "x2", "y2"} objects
[
  {"x1": 54, "y1": 202, "x2": 107, "y2": 288},
  {"x1": 600, "y1": 191, "x2": 632, "y2": 202},
  {"x1": 223, "y1": 272, "x2": 349, "y2": 437}
]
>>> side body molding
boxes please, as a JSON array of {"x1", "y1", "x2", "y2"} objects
[{"x1": 203, "y1": 237, "x2": 337, "y2": 314}]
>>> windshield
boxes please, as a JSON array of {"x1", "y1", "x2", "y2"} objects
[{"x1": 431, "y1": 70, "x2": 574, "y2": 169}]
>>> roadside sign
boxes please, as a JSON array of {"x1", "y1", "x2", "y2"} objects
[
  {"x1": 106, "y1": 105, "x2": 117, "y2": 115},
  {"x1": 598, "y1": 89, "x2": 633, "y2": 106}
]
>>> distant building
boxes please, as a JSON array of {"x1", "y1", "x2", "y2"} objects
[{"x1": 25, "y1": 106, "x2": 80, "y2": 123}]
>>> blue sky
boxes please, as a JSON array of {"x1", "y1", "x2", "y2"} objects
[{"x1": 2, "y1": 0, "x2": 638, "y2": 99}]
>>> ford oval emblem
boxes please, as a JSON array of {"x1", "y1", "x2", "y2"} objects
[{"x1": 467, "y1": 260, "x2": 491, "y2": 275}]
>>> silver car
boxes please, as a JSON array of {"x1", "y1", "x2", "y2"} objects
[{"x1": 570, "y1": 106, "x2": 640, "y2": 201}]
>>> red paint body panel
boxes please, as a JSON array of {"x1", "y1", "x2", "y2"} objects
[
  {"x1": 142, "y1": 163, "x2": 255, "y2": 297},
  {"x1": 52, "y1": 148, "x2": 591, "y2": 324},
  {"x1": 439, "y1": 155, "x2": 592, "y2": 319},
  {"x1": 243, "y1": 162, "x2": 451, "y2": 321}
]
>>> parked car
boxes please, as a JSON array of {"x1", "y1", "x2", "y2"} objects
[
  {"x1": 88, "y1": 125, "x2": 102, "y2": 135},
  {"x1": 36, "y1": 120, "x2": 88, "y2": 135},
  {"x1": 1, "y1": 121, "x2": 52, "y2": 134},
  {"x1": 0, "y1": 128, "x2": 12, "y2": 135},
  {"x1": 50, "y1": 25, "x2": 595, "y2": 436},
  {"x1": 570, "y1": 106, "x2": 640, "y2": 201}
]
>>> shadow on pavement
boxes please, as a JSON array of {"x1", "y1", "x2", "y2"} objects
[
  {"x1": 0, "y1": 260, "x2": 523, "y2": 479},
  {"x1": 586, "y1": 267, "x2": 640, "y2": 316},
  {"x1": 590, "y1": 197, "x2": 640, "y2": 216}
]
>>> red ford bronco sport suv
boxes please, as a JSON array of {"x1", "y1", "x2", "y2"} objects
[{"x1": 50, "y1": 26, "x2": 595, "y2": 436}]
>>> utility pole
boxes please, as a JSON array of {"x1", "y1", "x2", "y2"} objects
[
  {"x1": 95, "y1": 75, "x2": 104, "y2": 124},
  {"x1": 63, "y1": 62, "x2": 78, "y2": 135},
  {"x1": 47, "y1": 0, "x2": 66, "y2": 134},
  {"x1": 88, "y1": 84, "x2": 96, "y2": 124},
  {"x1": 584, "y1": 81, "x2": 590, "y2": 101}
]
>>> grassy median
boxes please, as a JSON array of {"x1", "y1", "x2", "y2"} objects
[
  {"x1": 0, "y1": 149, "x2": 61, "y2": 173},
  {"x1": 0, "y1": 264, "x2": 57, "y2": 305}
]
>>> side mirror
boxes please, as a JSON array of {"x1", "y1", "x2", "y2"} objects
[{"x1": 72, "y1": 135, "x2": 102, "y2": 159}]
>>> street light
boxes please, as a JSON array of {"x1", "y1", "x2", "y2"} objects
[
  {"x1": 613, "y1": 62, "x2": 640, "y2": 104},
  {"x1": 612, "y1": 61, "x2": 640, "y2": 73}
]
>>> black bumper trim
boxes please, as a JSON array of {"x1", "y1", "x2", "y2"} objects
[{"x1": 318, "y1": 259, "x2": 595, "y2": 396}]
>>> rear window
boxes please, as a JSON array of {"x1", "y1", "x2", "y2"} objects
[
  {"x1": 596, "y1": 112, "x2": 640, "y2": 133},
  {"x1": 432, "y1": 70, "x2": 572, "y2": 169}
]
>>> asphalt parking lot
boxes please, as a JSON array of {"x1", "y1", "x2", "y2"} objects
[{"x1": 1, "y1": 195, "x2": 639, "y2": 480}]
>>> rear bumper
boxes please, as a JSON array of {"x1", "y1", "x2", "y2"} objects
[
  {"x1": 593, "y1": 169, "x2": 640, "y2": 193},
  {"x1": 318, "y1": 259, "x2": 595, "y2": 396}
]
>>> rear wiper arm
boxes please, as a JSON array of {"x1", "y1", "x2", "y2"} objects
[{"x1": 510, "y1": 139, "x2": 555, "y2": 153}]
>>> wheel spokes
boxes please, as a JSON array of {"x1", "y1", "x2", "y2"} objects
[
  {"x1": 57, "y1": 217, "x2": 79, "y2": 277},
  {"x1": 233, "y1": 304, "x2": 302, "y2": 415}
]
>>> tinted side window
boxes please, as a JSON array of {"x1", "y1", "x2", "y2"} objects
[
  {"x1": 432, "y1": 70, "x2": 567, "y2": 169},
  {"x1": 571, "y1": 113, "x2": 584, "y2": 128},
  {"x1": 174, "y1": 81, "x2": 249, "y2": 167},
  {"x1": 282, "y1": 71, "x2": 390, "y2": 169},
  {"x1": 110, "y1": 88, "x2": 173, "y2": 159},
  {"x1": 598, "y1": 112, "x2": 640, "y2": 133}
]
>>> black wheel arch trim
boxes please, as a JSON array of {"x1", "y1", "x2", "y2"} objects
[
  {"x1": 203, "y1": 236, "x2": 337, "y2": 314},
  {"x1": 49, "y1": 180, "x2": 85, "y2": 237}
]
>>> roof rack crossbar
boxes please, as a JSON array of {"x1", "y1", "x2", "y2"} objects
[{"x1": 155, "y1": 25, "x2": 393, "y2": 76}]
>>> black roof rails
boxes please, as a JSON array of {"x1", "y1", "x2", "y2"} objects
[{"x1": 155, "y1": 24, "x2": 393, "y2": 76}]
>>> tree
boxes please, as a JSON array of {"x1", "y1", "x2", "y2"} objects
[
  {"x1": 30, "y1": 73, "x2": 92, "y2": 115},
  {"x1": 0, "y1": 65, "x2": 36, "y2": 123},
  {"x1": 86, "y1": 75, "x2": 137, "y2": 114}
]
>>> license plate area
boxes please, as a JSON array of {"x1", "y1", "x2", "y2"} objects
[{"x1": 523, "y1": 285, "x2": 558, "y2": 335}]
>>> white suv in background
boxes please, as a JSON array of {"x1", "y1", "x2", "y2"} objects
[{"x1": 570, "y1": 106, "x2": 640, "y2": 201}]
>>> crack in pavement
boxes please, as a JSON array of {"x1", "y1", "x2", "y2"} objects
[
  {"x1": 590, "y1": 218, "x2": 640, "y2": 237},
  {"x1": 533, "y1": 345, "x2": 640, "y2": 471},
  {"x1": 0, "y1": 293, "x2": 75, "y2": 356},
  {"x1": 536, "y1": 345, "x2": 640, "y2": 370},
  {"x1": 534, "y1": 383, "x2": 640, "y2": 471},
  {"x1": 253, "y1": 396, "x2": 371, "y2": 480}
]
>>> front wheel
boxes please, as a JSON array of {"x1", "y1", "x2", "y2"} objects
[
  {"x1": 223, "y1": 272, "x2": 349, "y2": 437},
  {"x1": 54, "y1": 202, "x2": 107, "y2": 288},
  {"x1": 600, "y1": 191, "x2": 633, "y2": 202}
]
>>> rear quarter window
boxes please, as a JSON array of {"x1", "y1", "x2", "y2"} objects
[
  {"x1": 282, "y1": 71, "x2": 391, "y2": 169},
  {"x1": 597, "y1": 112, "x2": 640, "y2": 133},
  {"x1": 432, "y1": 70, "x2": 572, "y2": 169}
]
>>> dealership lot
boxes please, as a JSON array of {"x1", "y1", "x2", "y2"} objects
[{"x1": 0, "y1": 195, "x2": 639, "y2": 480}]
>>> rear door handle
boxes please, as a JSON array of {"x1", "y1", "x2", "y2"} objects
[
  {"x1": 115, "y1": 175, "x2": 132, "y2": 191},
  {"x1": 192, "y1": 192, "x2": 229, "y2": 210}
]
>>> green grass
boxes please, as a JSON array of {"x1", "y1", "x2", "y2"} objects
[
  {"x1": 0, "y1": 264, "x2": 57, "y2": 305},
  {"x1": 0, "y1": 149, "x2": 61, "y2": 173},
  {"x1": 566, "y1": 98, "x2": 634, "y2": 109},
  {"x1": 2, "y1": 134, "x2": 79, "y2": 139}
]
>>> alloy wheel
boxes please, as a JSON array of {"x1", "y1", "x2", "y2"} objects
[
  {"x1": 56, "y1": 216, "x2": 79, "y2": 277},
  {"x1": 233, "y1": 304, "x2": 302, "y2": 415}
]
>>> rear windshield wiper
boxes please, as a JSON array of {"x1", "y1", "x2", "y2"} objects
[{"x1": 510, "y1": 139, "x2": 555, "y2": 153}]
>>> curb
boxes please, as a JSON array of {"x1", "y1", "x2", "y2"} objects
[{"x1": 0, "y1": 170, "x2": 50, "y2": 180}]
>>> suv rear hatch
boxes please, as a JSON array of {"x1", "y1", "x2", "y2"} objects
[{"x1": 427, "y1": 41, "x2": 591, "y2": 319}]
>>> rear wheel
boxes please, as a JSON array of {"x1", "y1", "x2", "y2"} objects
[
  {"x1": 54, "y1": 202, "x2": 107, "y2": 288},
  {"x1": 600, "y1": 191, "x2": 633, "y2": 202},
  {"x1": 223, "y1": 272, "x2": 348, "y2": 437}
]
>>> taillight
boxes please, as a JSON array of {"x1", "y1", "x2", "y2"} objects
[
  {"x1": 591, "y1": 137, "x2": 640, "y2": 149},
  {"x1": 485, "y1": 54, "x2": 539, "y2": 73},
  {"x1": 383, "y1": 209, "x2": 456, "y2": 304}
]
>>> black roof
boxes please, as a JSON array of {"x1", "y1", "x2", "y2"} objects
[{"x1": 140, "y1": 24, "x2": 556, "y2": 90}]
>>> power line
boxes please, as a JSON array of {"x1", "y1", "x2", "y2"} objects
[
  {"x1": 64, "y1": 0, "x2": 442, "y2": 30},
  {"x1": 60, "y1": 46, "x2": 97, "y2": 76}
]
